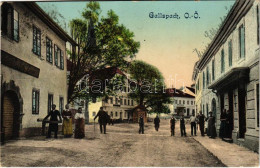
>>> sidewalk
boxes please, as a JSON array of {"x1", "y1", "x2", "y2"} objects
[{"x1": 193, "y1": 136, "x2": 259, "y2": 167}]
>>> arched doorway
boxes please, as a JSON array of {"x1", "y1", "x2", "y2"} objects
[
  {"x1": 1, "y1": 80, "x2": 23, "y2": 142},
  {"x1": 211, "y1": 98, "x2": 217, "y2": 119},
  {"x1": 2, "y1": 91, "x2": 20, "y2": 140}
]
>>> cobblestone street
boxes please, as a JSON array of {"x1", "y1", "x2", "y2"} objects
[{"x1": 1, "y1": 120, "x2": 226, "y2": 167}]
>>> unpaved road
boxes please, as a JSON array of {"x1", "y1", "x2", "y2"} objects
[{"x1": 0, "y1": 119, "x2": 225, "y2": 167}]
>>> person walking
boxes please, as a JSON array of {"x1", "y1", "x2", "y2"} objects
[
  {"x1": 74, "y1": 107, "x2": 85, "y2": 139},
  {"x1": 190, "y1": 112, "x2": 197, "y2": 136},
  {"x1": 198, "y1": 111, "x2": 205, "y2": 136},
  {"x1": 219, "y1": 109, "x2": 227, "y2": 139},
  {"x1": 62, "y1": 104, "x2": 73, "y2": 138},
  {"x1": 207, "y1": 111, "x2": 217, "y2": 138},
  {"x1": 94, "y1": 107, "x2": 109, "y2": 134},
  {"x1": 170, "y1": 115, "x2": 176, "y2": 136},
  {"x1": 139, "y1": 116, "x2": 144, "y2": 134},
  {"x1": 154, "y1": 115, "x2": 160, "y2": 131},
  {"x1": 43, "y1": 104, "x2": 62, "y2": 139},
  {"x1": 180, "y1": 114, "x2": 186, "y2": 137}
]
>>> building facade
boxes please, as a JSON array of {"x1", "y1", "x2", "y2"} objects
[
  {"x1": 193, "y1": 0, "x2": 259, "y2": 152},
  {"x1": 1, "y1": 2, "x2": 76, "y2": 139}
]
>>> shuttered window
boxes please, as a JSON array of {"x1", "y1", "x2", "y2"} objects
[
  {"x1": 239, "y1": 24, "x2": 245, "y2": 59},
  {"x1": 46, "y1": 37, "x2": 53, "y2": 63},
  {"x1": 228, "y1": 40, "x2": 232, "y2": 67},
  {"x1": 32, "y1": 89, "x2": 40, "y2": 114},
  {"x1": 221, "y1": 49, "x2": 225, "y2": 73},
  {"x1": 33, "y1": 26, "x2": 41, "y2": 56}
]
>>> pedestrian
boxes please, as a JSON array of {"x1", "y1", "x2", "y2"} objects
[
  {"x1": 207, "y1": 111, "x2": 217, "y2": 138},
  {"x1": 219, "y1": 109, "x2": 227, "y2": 139},
  {"x1": 226, "y1": 110, "x2": 233, "y2": 139},
  {"x1": 139, "y1": 116, "x2": 144, "y2": 134},
  {"x1": 74, "y1": 107, "x2": 85, "y2": 139},
  {"x1": 43, "y1": 104, "x2": 62, "y2": 139},
  {"x1": 154, "y1": 115, "x2": 160, "y2": 131},
  {"x1": 62, "y1": 104, "x2": 73, "y2": 138},
  {"x1": 170, "y1": 115, "x2": 176, "y2": 136},
  {"x1": 190, "y1": 112, "x2": 197, "y2": 136},
  {"x1": 180, "y1": 114, "x2": 186, "y2": 137},
  {"x1": 94, "y1": 107, "x2": 109, "y2": 134},
  {"x1": 198, "y1": 111, "x2": 205, "y2": 136}
]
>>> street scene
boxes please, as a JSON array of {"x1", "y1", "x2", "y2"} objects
[{"x1": 1, "y1": 0, "x2": 260, "y2": 167}]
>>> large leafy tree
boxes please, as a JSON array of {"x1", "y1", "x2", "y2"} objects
[
  {"x1": 67, "y1": 2, "x2": 140, "y2": 103},
  {"x1": 128, "y1": 60, "x2": 172, "y2": 114}
]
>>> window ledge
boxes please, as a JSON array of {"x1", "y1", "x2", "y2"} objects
[{"x1": 237, "y1": 57, "x2": 245, "y2": 64}]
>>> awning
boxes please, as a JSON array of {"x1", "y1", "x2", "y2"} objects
[{"x1": 208, "y1": 67, "x2": 249, "y2": 91}]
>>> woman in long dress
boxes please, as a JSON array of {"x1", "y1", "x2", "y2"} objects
[
  {"x1": 62, "y1": 104, "x2": 73, "y2": 137},
  {"x1": 208, "y1": 111, "x2": 217, "y2": 138},
  {"x1": 74, "y1": 107, "x2": 85, "y2": 139},
  {"x1": 219, "y1": 109, "x2": 227, "y2": 139}
]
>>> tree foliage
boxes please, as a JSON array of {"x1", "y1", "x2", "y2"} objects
[
  {"x1": 67, "y1": 2, "x2": 140, "y2": 103},
  {"x1": 128, "y1": 60, "x2": 172, "y2": 114}
]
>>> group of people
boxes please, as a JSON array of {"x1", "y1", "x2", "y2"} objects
[
  {"x1": 146, "y1": 111, "x2": 218, "y2": 138},
  {"x1": 43, "y1": 105, "x2": 109, "y2": 139}
]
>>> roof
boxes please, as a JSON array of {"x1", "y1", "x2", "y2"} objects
[
  {"x1": 166, "y1": 88, "x2": 195, "y2": 98},
  {"x1": 185, "y1": 86, "x2": 195, "y2": 94},
  {"x1": 132, "y1": 104, "x2": 148, "y2": 112},
  {"x1": 24, "y1": 2, "x2": 77, "y2": 46},
  {"x1": 196, "y1": 0, "x2": 254, "y2": 70}
]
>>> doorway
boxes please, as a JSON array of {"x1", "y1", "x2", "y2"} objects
[
  {"x1": 228, "y1": 91, "x2": 234, "y2": 131},
  {"x1": 238, "y1": 84, "x2": 246, "y2": 138},
  {"x1": 1, "y1": 91, "x2": 20, "y2": 140},
  {"x1": 211, "y1": 98, "x2": 216, "y2": 119}
]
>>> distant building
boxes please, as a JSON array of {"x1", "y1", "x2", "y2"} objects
[
  {"x1": 1, "y1": 2, "x2": 77, "y2": 140},
  {"x1": 192, "y1": 0, "x2": 259, "y2": 152},
  {"x1": 167, "y1": 88, "x2": 195, "y2": 117}
]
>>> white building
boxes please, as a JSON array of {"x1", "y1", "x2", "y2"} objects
[
  {"x1": 1, "y1": 2, "x2": 77, "y2": 140},
  {"x1": 194, "y1": 0, "x2": 259, "y2": 152}
]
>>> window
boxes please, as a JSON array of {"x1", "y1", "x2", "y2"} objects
[
  {"x1": 110, "y1": 112, "x2": 113, "y2": 117},
  {"x1": 32, "y1": 89, "x2": 39, "y2": 114},
  {"x1": 239, "y1": 24, "x2": 245, "y2": 59},
  {"x1": 206, "y1": 67, "x2": 209, "y2": 86},
  {"x1": 54, "y1": 45, "x2": 60, "y2": 66},
  {"x1": 1, "y1": 4, "x2": 19, "y2": 41},
  {"x1": 120, "y1": 99, "x2": 123, "y2": 105},
  {"x1": 115, "y1": 112, "x2": 118, "y2": 117},
  {"x1": 257, "y1": 5, "x2": 259, "y2": 45},
  {"x1": 128, "y1": 99, "x2": 130, "y2": 106},
  {"x1": 124, "y1": 112, "x2": 127, "y2": 118},
  {"x1": 48, "y1": 94, "x2": 53, "y2": 113},
  {"x1": 131, "y1": 100, "x2": 134, "y2": 106},
  {"x1": 124, "y1": 99, "x2": 126, "y2": 105},
  {"x1": 183, "y1": 100, "x2": 185, "y2": 104},
  {"x1": 13, "y1": 9, "x2": 19, "y2": 41},
  {"x1": 59, "y1": 97, "x2": 64, "y2": 113},
  {"x1": 105, "y1": 98, "x2": 108, "y2": 103},
  {"x1": 33, "y1": 26, "x2": 41, "y2": 56},
  {"x1": 203, "y1": 72, "x2": 205, "y2": 89},
  {"x1": 179, "y1": 100, "x2": 181, "y2": 104},
  {"x1": 110, "y1": 98, "x2": 113, "y2": 104},
  {"x1": 175, "y1": 100, "x2": 177, "y2": 104},
  {"x1": 191, "y1": 101, "x2": 193, "y2": 105},
  {"x1": 212, "y1": 60, "x2": 215, "y2": 81},
  {"x1": 187, "y1": 101, "x2": 189, "y2": 105},
  {"x1": 228, "y1": 40, "x2": 233, "y2": 67},
  {"x1": 116, "y1": 98, "x2": 118, "y2": 104},
  {"x1": 221, "y1": 49, "x2": 225, "y2": 73},
  {"x1": 257, "y1": 83, "x2": 259, "y2": 127},
  {"x1": 46, "y1": 37, "x2": 53, "y2": 63},
  {"x1": 60, "y1": 51, "x2": 64, "y2": 70}
]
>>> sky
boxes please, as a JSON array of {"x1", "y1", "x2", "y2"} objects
[{"x1": 38, "y1": 1, "x2": 235, "y2": 88}]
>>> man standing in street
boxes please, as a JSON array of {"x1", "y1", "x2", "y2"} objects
[
  {"x1": 94, "y1": 107, "x2": 109, "y2": 134},
  {"x1": 180, "y1": 114, "x2": 186, "y2": 137},
  {"x1": 43, "y1": 104, "x2": 62, "y2": 139},
  {"x1": 139, "y1": 116, "x2": 144, "y2": 134},
  {"x1": 154, "y1": 115, "x2": 160, "y2": 131},
  {"x1": 190, "y1": 112, "x2": 197, "y2": 136},
  {"x1": 198, "y1": 111, "x2": 205, "y2": 136},
  {"x1": 170, "y1": 115, "x2": 176, "y2": 136}
]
